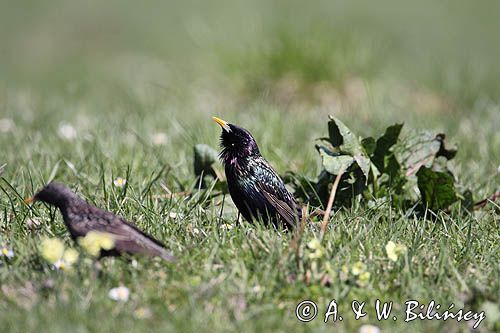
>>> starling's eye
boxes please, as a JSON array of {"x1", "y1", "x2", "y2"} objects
[{"x1": 231, "y1": 143, "x2": 235, "y2": 147}]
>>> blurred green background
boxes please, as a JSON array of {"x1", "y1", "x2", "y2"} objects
[
  {"x1": 1, "y1": 0, "x2": 499, "y2": 185},
  {"x1": 1, "y1": 1, "x2": 499, "y2": 332}
]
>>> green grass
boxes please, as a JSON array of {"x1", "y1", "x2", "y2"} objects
[{"x1": 0, "y1": 1, "x2": 499, "y2": 332}]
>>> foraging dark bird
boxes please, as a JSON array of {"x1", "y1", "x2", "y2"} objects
[
  {"x1": 213, "y1": 116, "x2": 299, "y2": 229},
  {"x1": 25, "y1": 182, "x2": 175, "y2": 261}
]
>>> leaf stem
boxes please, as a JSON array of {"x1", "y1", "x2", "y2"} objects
[{"x1": 320, "y1": 168, "x2": 345, "y2": 241}]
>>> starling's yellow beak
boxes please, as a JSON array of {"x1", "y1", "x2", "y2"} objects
[
  {"x1": 212, "y1": 116, "x2": 231, "y2": 132},
  {"x1": 24, "y1": 197, "x2": 34, "y2": 204}
]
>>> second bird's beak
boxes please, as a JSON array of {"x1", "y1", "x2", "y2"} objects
[
  {"x1": 24, "y1": 197, "x2": 34, "y2": 204},
  {"x1": 213, "y1": 117, "x2": 231, "y2": 132}
]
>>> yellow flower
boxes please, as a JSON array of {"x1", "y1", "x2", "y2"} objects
[
  {"x1": 98, "y1": 234, "x2": 115, "y2": 250},
  {"x1": 113, "y1": 177, "x2": 127, "y2": 188},
  {"x1": 134, "y1": 306, "x2": 152, "y2": 319},
  {"x1": 339, "y1": 264, "x2": 349, "y2": 281},
  {"x1": 78, "y1": 231, "x2": 115, "y2": 256},
  {"x1": 357, "y1": 271, "x2": 371, "y2": 287},
  {"x1": 307, "y1": 238, "x2": 325, "y2": 259},
  {"x1": 307, "y1": 238, "x2": 321, "y2": 250},
  {"x1": 385, "y1": 241, "x2": 397, "y2": 261},
  {"x1": 50, "y1": 248, "x2": 80, "y2": 271},
  {"x1": 79, "y1": 234, "x2": 100, "y2": 256},
  {"x1": 396, "y1": 243, "x2": 407, "y2": 255},
  {"x1": 351, "y1": 261, "x2": 366, "y2": 276},
  {"x1": 63, "y1": 248, "x2": 79, "y2": 265},
  {"x1": 40, "y1": 238, "x2": 65, "y2": 264},
  {"x1": 324, "y1": 262, "x2": 335, "y2": 276},
  {"x1": 385, "y1": 241, "x2": 407, "y2": 262}
]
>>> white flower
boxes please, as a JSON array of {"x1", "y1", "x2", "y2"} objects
[
  {"x1": 52, "y1": 249, "x2": 79, "y2": 271},
  {"x1": 251, "y1": 285, "x2": 263, "y2": 293},
  {"x1": 0, "y1": 118, "x2": 15, "y2": 133},
  {"x1": 26, "y1": 218, "x2": 41, "y2": 229},
  {"x1": 108, "y1": 286, "x2": 130, "y2": 302},
  {"x1": 359, "y1": 324, "x2": 381, "y2": 333},
  {"x1": 220, "y1": 223, "x2": 234, "y2": 231},
  {"x1": 151, "y1": 132, "x2": 168, "y2": 146},
  {"x1": 1, "y1": 246, "x2": 14, "y2": 259},
  {"x1": 58, "y1": 122, "x2": 77, "y2": 140},
  {"x1": 113, "y1": 177, "x2": 127, "y2": 188},
  {"x1": 53, "y1": 259, "x2": 67, "y2": 270}
]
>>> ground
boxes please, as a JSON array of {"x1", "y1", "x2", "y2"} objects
[{"x1": 0, "y1": 1, "x2": 499, "y2": 332}]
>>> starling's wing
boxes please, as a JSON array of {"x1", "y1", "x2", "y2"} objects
[
  {"x1": 103, "y1": 216, "x2": 176, "y2": 262},
  {"x1": 253, "y1": 159, "x2": 299, "y2": 227},
  {"x1": 259, "y1": 188, "x2": 298, "y2": 227},
  {"x1": 72, "y1": 205, "x2": 175, "y2": 261}
]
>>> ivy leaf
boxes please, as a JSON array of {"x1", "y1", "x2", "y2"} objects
[
  {"x1": 193, "y1": 144, "x2": 219, "y2": 177},
  {"x1": 193, "y1": 144, "x2": 221, "y2": 189},
  {"x1": 371, "y1": 123, "x2": 403, "y2": 172},
  {"x1": 394, "y1": 131, "x2": 443, "y2": 176},
  {"x1": 416, "y1": 166, "x2": 458, "y2": 210},
  {"x1": 317, "y1": 145, "x2": 354, "y2": 175},
  {"x1": 328, "y1": 118, "x2": 344, "y2": 147},
  {"x1": 326, "y1": 116, "x2": 371, "y2": 179},
  {"x1": 288, "y1": 116, "x2": 464, "y2": 214},
  {"x1": 435, "y1": 134, "x2": 457, "y2": 160},
  {"x1": 361, "y1": 137, "x2": 376, "y2": 156}
]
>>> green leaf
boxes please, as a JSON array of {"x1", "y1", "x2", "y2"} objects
[
  {"x1": 361, "y1": 137, "x2": 376, "y2": 156},
  {"x1": 417, "y1": 166, "x2": 458, "y2": 210},
  {"x1": 394, "y1": 131, "x2": 442, "y2": 174},
  {"x1": 317, "y1": 145, "x2": 354, "y2": 175},
  {"x1": 328, "y1": 118, "x2": 343, "y2": 147},
  {"x1": 327, "y1": 116, "x2": 361, "y2": 154},
  {"x1": 193, "y1": 144, "x2": 218, "y2": 177},
  {"x1": 371, "y1": 123, "x2": 403, "y2": 172},
  {"x1": 326, "y1": 116, "x2": 371, "y2": 179},
  {"x1": 435, "y1": 134, "x2": 457, "y2": 160},
  {"x1": 353, "y1": 155, "x2": 371, "y2": 181}
]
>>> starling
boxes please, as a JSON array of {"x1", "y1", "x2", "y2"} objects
[
  {"x1": 25, "y1": 182, "x2": 175, "y2": 261},
  {"x1": 213, "y1": 116, "x2": 299, "y2": 229}
]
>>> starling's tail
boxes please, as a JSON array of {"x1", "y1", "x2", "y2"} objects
[
  {"x1": 158, "y1": 249, "x2": 176, "y2": 262},
  {"x1": 119, "y1": 220, "x2": 177, "y2": 262},
  {"x1": 144, "y1": 234, "x2": 176, "y2": 262}
]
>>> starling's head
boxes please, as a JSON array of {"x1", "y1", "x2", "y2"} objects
[
  {"x1": 213, "y1": 117, "x2": 260, "y2": 164},
  {"x1": 25, "y1": 182, "x2": 79, "y2": 208}
]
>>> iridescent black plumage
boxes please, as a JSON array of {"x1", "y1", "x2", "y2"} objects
[
  {"x1": 28, "y1": 182, "x2": 175, "y2": 261},
  {"x1": 213, "y1": 117, "x2": 299, "y2": 229}
]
